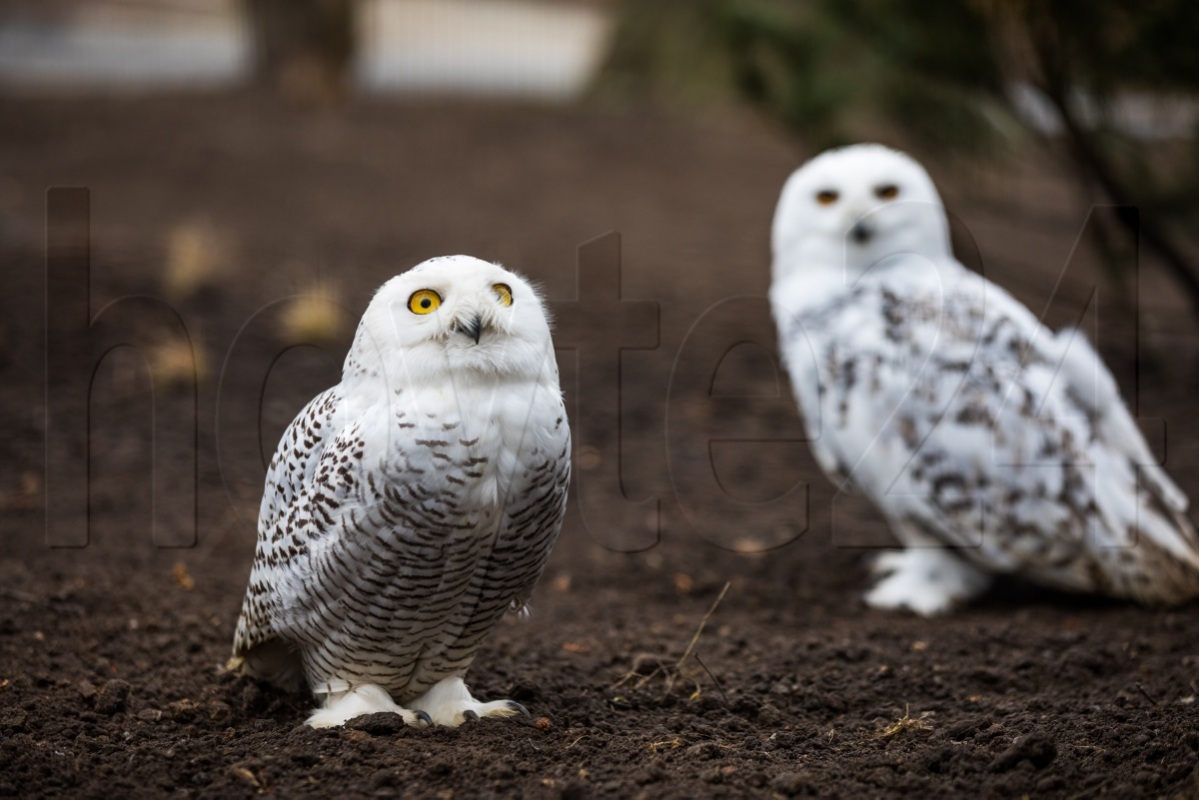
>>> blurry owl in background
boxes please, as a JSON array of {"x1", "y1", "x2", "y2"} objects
[
  {"x1": 770, "y1": 143, "x2": 1199, "y2": 615},
  {"x1": 229, "y1": 255, "x2": 571, "y2": 727}
]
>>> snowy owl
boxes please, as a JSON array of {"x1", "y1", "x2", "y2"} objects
[
  {"x1": 770, "y1": 143, "x2": 1199, "y2": 615},
  {"x1": 229, "y1": 255, "x2": 571, "y2": 727}
]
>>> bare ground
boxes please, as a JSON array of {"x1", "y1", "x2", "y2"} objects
[{"x1": 1, "y1": 93, "x2": 1198, "y2": 798}]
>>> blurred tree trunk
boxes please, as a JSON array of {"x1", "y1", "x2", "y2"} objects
[{"x1": 244, "y1": 0, "x2": 357, "y2": 104}]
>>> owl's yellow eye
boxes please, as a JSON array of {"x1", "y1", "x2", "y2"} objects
[
  {"x1": 816, "y1": 189, "x2": 839, "y2": 206},
  {"x1": 875, "y1": 184, "x2": 900, "y2": 200},
  {"x1": 407, "y1": 289, "x2": 442, "y2": 315},
  {"x1": 492, "y1": 283, "x2": 513, "y2": 307}
]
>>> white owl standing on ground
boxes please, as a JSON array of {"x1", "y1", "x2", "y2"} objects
[
  {"x1": 229, "y1": 256, "x2": 571, "y2": 727},
  {"x1": 770, "y1": 143, "x2": 1199, "y2": 616}
]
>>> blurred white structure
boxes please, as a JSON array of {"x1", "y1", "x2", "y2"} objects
[
  {"x1": 359, "y1": 0, "x2": 609, "y2": 98},
  {"x1": 1011, "y1": 83, "x2": 1199, "y2": 142},
  {"x1": 0, "y1": 0, "x2": 612, "y2": 98},
  {"x1": 0, "y1": 1, "x2": 247, "y2": 90}
]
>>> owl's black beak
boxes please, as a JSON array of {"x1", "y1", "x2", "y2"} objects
[
  {"x1": 453, "y1": 314, "x2": 485, "y2": 344},
  {"x1": 849, "y1": 220, "x2": 874, "y2": 245}
]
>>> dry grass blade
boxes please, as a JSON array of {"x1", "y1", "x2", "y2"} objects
[
  {"x1": 692, "y1": 652, "x2": 729, "y2": 705},
  {"x1": 877, "y1": 705, "x2": 933, "y2": 739},
  {"x1": 666, "y1": 580, "x2": 730, "y2": 692},
  {"x1": 647, "y1": 737, "x2": 682, "y2": 751},
  {"x1": 611, "y1": 582, "x2": 732, "y2": 699}
]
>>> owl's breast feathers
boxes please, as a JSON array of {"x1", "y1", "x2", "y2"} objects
[
  {"x1": 776, "y1": 258, "x2": 1199, "y2": 602},
  {"x1": 230, "y1": 375, "x2": 570, "y2": 695}
]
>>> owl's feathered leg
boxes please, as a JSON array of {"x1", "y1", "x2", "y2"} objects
[
  {"x1": 409, "y1": 676, "x2": 528, "y2": 727},
  {"x1": 865, "y1": 512, "x2": 992, "y2": 618},
  {"x1": 306, "y1": 684, "x2": 431, "y2": 729}
]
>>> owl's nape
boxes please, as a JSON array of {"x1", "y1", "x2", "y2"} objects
[{"x1": 230, "y1": 255, "x2": 571, "y2": 728}]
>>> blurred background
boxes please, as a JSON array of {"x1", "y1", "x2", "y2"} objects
[
  {"x1": 4, "y1": 4, "x2": 1199, "y2": 795},
  {"x1": 3, "y1": 0, "x2": 1198, "y2": 553},
  {"x1": 0, "y1": 0, "x2": 610, "y2": 98}
]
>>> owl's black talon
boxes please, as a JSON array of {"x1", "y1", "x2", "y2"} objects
[
  {"x1": 463, "y1": 709, "x2": 480, "y2": 723},
  {"x1": 506, "y1": 700, "x2": 529, "y2": 716},
  {"x1": 415, "y1": 710, "x2": 433, "y2": 726}
]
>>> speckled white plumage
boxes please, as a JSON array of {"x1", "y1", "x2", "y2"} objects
[
  {"x1": 230, "y1": 255, "x2": 570, "y2": 726},
  {"x1": 771, "y1": 144, "x2": 1199, "y2": 615}
]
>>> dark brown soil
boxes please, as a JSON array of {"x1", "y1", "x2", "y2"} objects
[{"x1": 2, "y1": 93, "x2": 1198, "y2": 799}]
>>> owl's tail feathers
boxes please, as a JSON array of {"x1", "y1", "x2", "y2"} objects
[
  {"x1": 226, "y1": 639, "x2": 306, "y2": 693},
  {"x1": 1145, "y1": 492, "x2": 1199, "y2": 602},
  {"x1": 1056, "y1": 327, "x2": 1199, "y2": 601},
  {"x1": 1104, "y1": 476, "x2": 1199, "y2": 606}
]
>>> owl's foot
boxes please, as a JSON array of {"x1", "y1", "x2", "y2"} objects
[
  {"x1": 306, "y1": 683, "x2": 431, "y2": 729},
  {"x1": 865, "y1": 548, "x2": 990, "y2": 616},
  {"x1": 410, "y1": 676, "x2": 528, "y2": 727}
]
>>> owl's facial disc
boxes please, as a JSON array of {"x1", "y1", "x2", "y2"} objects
[
  {"x1": 771, "y1": 144, "x2": 953, "y2": 277},
  {"x1": 355, "y1": 256, "x2": 553, "y2": 386},
  {"x1": 443, "y1": 288, "x2": 513, "y2": 350},
  {"x1": 429, "y1": 281, "x2": 518, "y2": 348}
]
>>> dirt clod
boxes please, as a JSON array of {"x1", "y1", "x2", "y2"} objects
[
  {"x1": 990, "y1": 732, "x2": 1058, "y2": 772},
  {"x1": 770, "y1": 771, "x2": 817, "y2": 796},
  {"x1": 346, "y1": 712, "x2": 411, "y2": 736},
  {"x1": 95, "y1": 680, "x2": 130, "y2": 715}
]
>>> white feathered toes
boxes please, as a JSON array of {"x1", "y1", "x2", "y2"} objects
[
  {"x1": 865, "y1": 548, "x2": 993, "y2": 617},
  {"x1": 305, "y1": 678, "x2": 527, "y2": 729}
]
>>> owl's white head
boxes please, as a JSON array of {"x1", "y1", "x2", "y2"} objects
[
  {"x1": 347, "y1": 255, "x2": 556, "y2": 388},
  {"x1": 771, "y1": 144, "x2": 951, "y2": 281}
]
